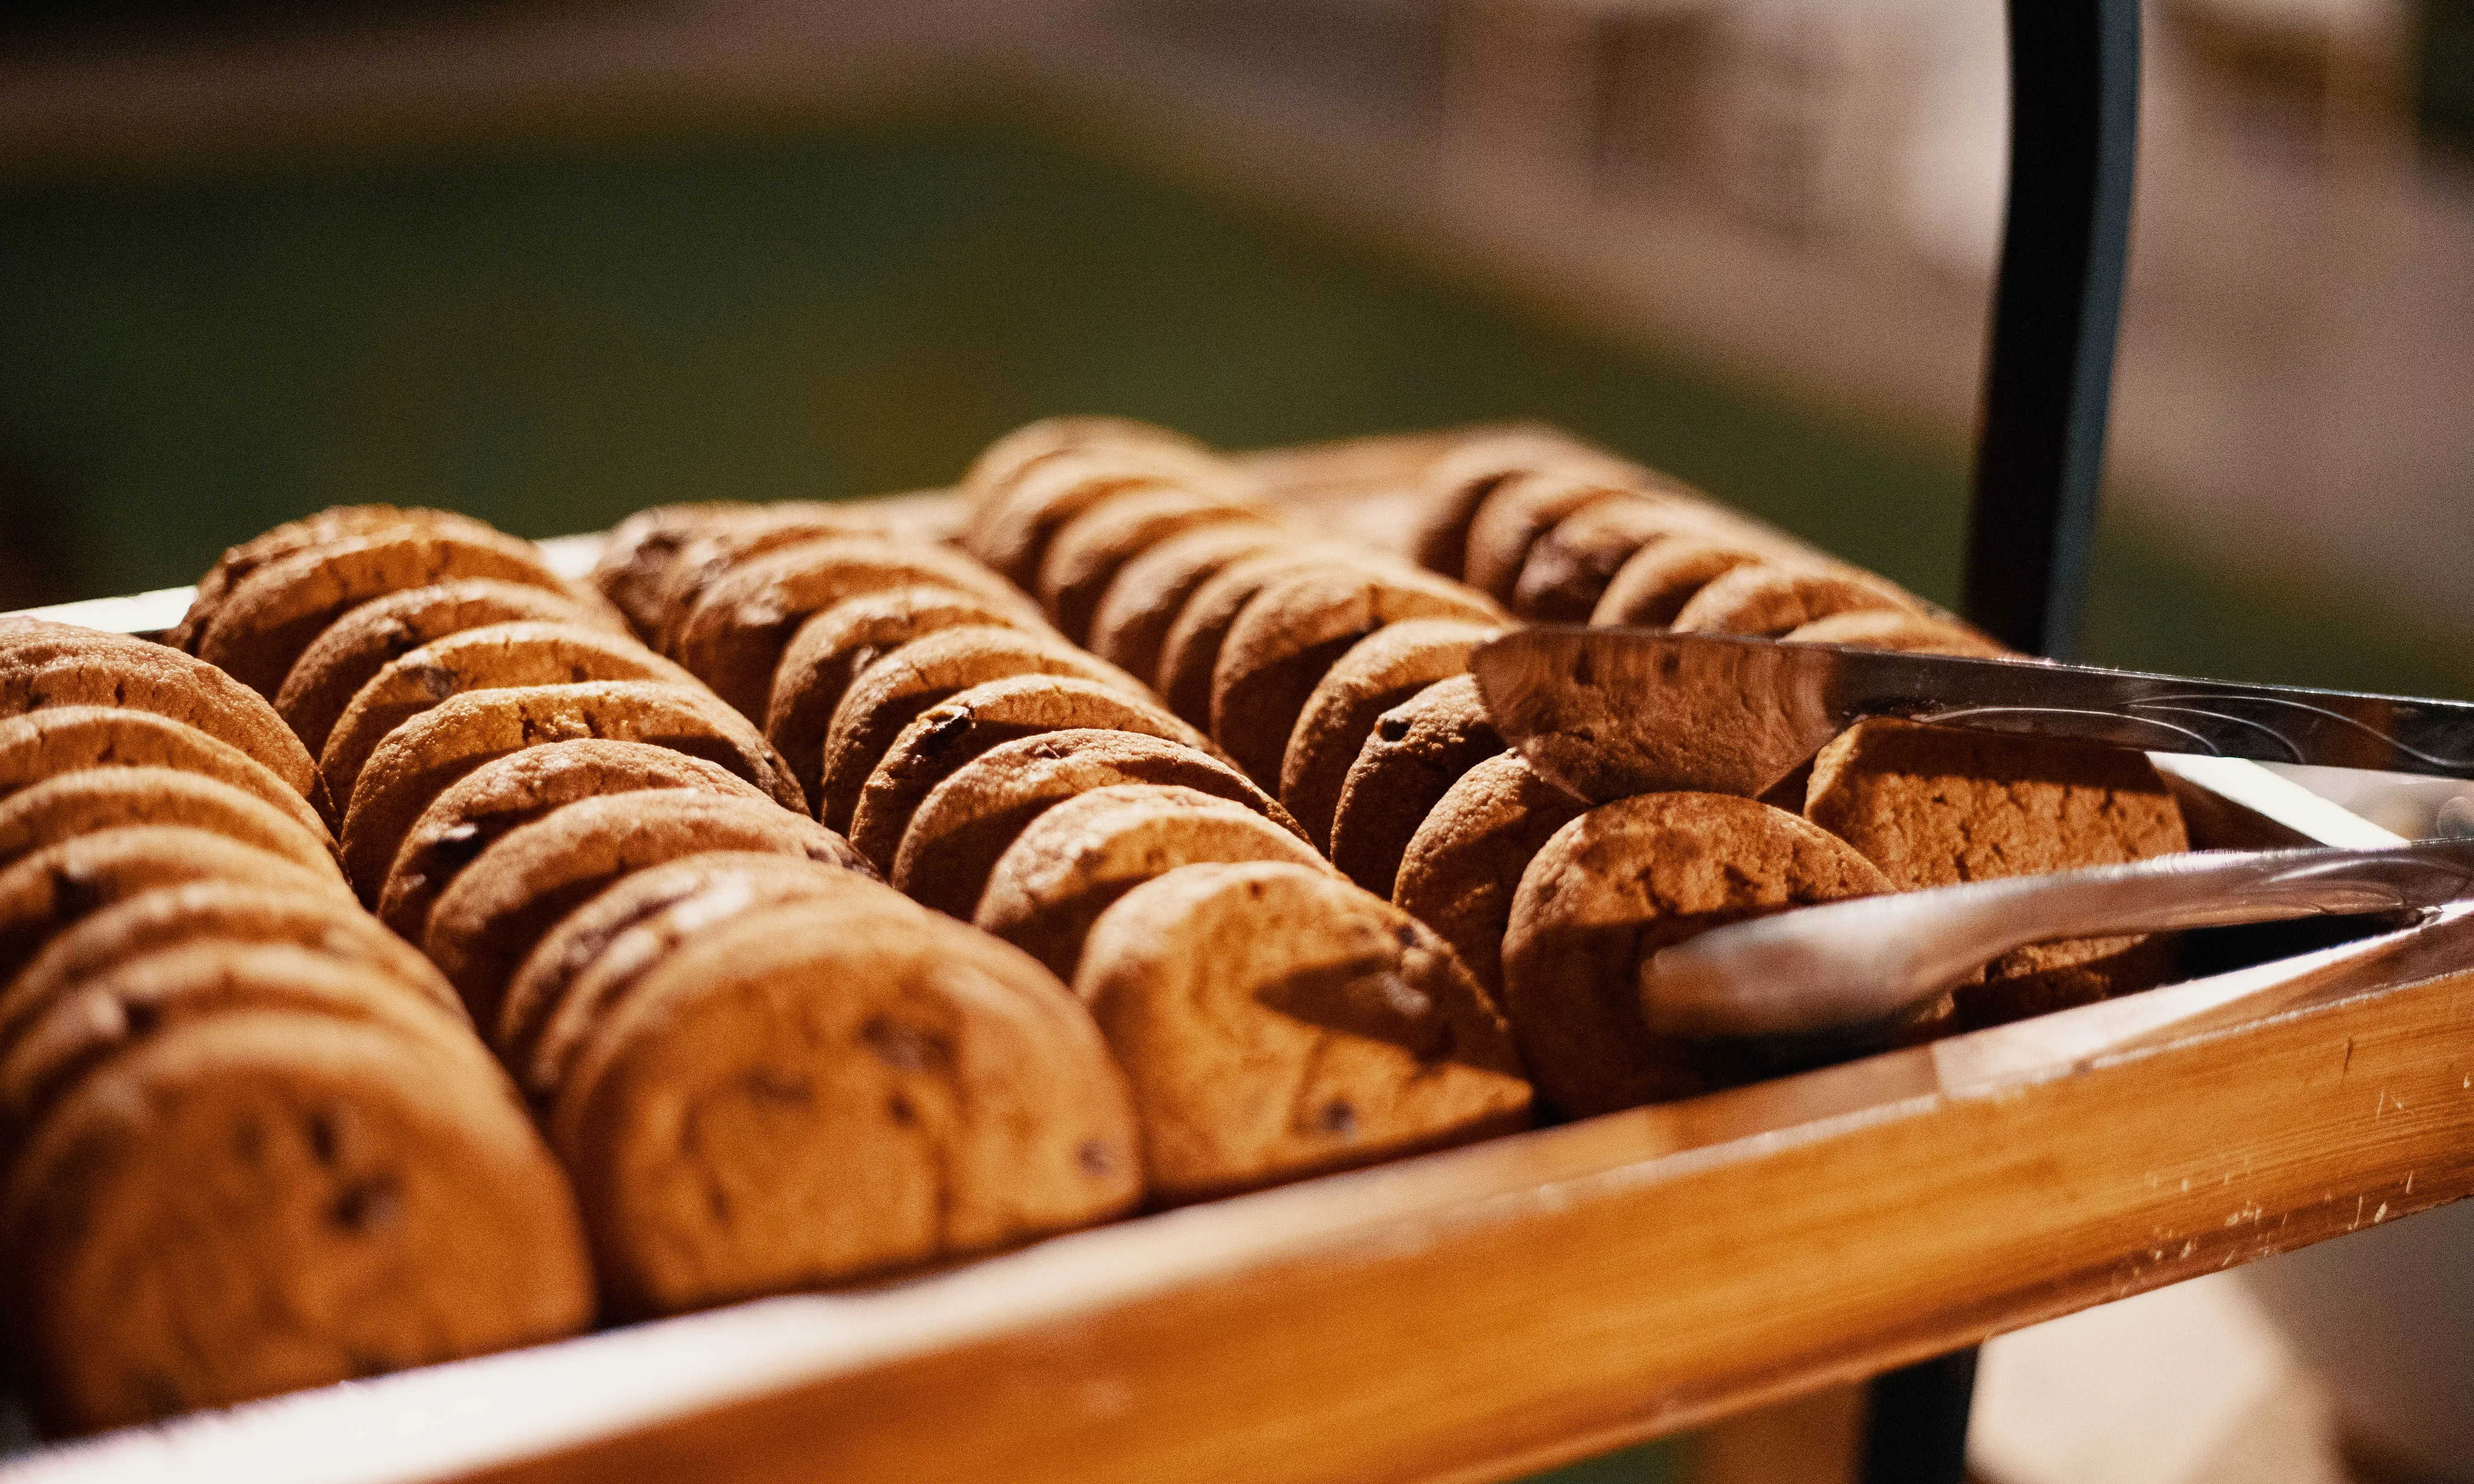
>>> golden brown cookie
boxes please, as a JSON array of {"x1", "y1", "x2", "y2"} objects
[
  {"x1": 587, "y1": 502, "x2": 766, "y2": 640},
  {"x1": 1154, "y1": 548, "x2": 1415, "y2": 727},
  {"x1": 0, "y1": 768, "x2": 341, "y2": 881},
  {"x1": 319, "y1": 621, "x2": 693, "y2": 808},
  {"x1": 4, "y1": 882, "x2": 461, "y2": 1048},
  {"x1": 337, "y1": 680, "x2": 805, "y2": 897},
  {"x1": 764, "y1": 585, "x2": 1051, "y2": 811},
  {"x1": 550, "y1": 893, "x2": 1141, "y2": 1316},
  {"x1": 1390, "y1": 753, "x2": 1589, "y2": 999},
  {"x1": 816, "y1": 626, "x2": 1152, "y2": 833},
  {"x1": 376, "y1": 738, "x2": 773, "y2": 944},
  {"x1": 1076, "y1": 860, "x2": 1530, "y2": 1204},
  {"x1": 198, "y1": 527, "x2": 600, "y2": 701},
  {"x1": 1501, "y1": 792, "x2": 1891, "y2": 1117},
  {"x1": 0, "y1": 708, "x2": 335, "y2": 843},
  {"x1": 1784, "y1": 609, "x2": 2009, "y2": 657},
  {"x1": 1670, "y1": 564, "x2": 1915, "y2": 636},
  {"x1": 276, "y1": 578, "x2": 623, "y2": 757},
  {"x1": 1036, "y1": 487, "x2": 1275, "y2": 644},
  {"x1": 960, "y1": 415, "x2": 1219, "y2": 515},
  {"x1": 1404, "y1": 429, "x2": 1644, "y2": 579},
  {"x1": 1515, "y1": 494, "x2": 1709, "y2": 621},
  {"x1": 0, "y1": 942, "x2": 493, "y2": 1136},
  {"x1": 1279, "y1": 619, "x2": 1497, "y2": 851},
  {"x1": 1461, "y1": 471, "x2": 1642, "y2": 607},
  {"x1": 1588, "y1": 539, "x2": 1773, "y2": 627},
  {"x1": 1328, "y1": 675, "x2": 1504, "y2": 898},
  {"x1": 1210, "y1": 568, "x2": 1505, "y2": 790},
  {"x1": 165, "y1": 506, "x2": 509, "y2": 653},
  {"x1": 975, "y1": 783, "x2": 1331, "y2": 980},
  {"x1": 1086, "y1": 522, "x2": 1292, "y2": 686},
  {"x1": 894, "y1": 728, "x2": 1297, "y2": 919},
  {"x1": 0, "y1": 826, "x2": 355, "y2": 990},
  {"x1": 1803, "y1": 719, "x2": 2190, "y2": 1026},
  {"x1": 4, "y1": 1010, "x2": 592, "y2": 1434},
  {"x1": 422, "y1": 789, "x2": 869, "y2": 1025},
  {"x1": 496, "y1": 852, "x2": 877, "y2": 1098},
  {"x1": 642, "y1": 505, "x2": 896, "y2": 650},
  {"x1": 968, "y1": 447, "x2": 1218, "y2": 590},
  {"x1": 850, "y1": 673, "x2": 1238, "y2": 876},
  {"x1": 0, "y1": 619, "x2": 328, "y2": 813},
  {"x1": 665, "y1": 536, "x2": 1040, "y2": 721}
]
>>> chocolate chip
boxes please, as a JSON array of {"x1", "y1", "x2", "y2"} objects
[
  {"x1": 1077, "y1": 1140, "x2": 1115, "y2": 1177},
  {"x1": 1376, "y1": 717, "x2": 1410, "y2": 743},
  {"x1": 861, "y1": 1017, "x2": 949, "y2": 1071},
  {"x1": 887, "y1": 1094, "x2": 916, "y2": 1125},
  {"x1": 330, "y1": 1176, "x2": 401, "y2": 1234},
  {"x1": 1318, "y1": 1100, "x2": 1357, "y2": 1136},
  {"x1": 305, "y1": 1112, "x2": 340, "y2": 1166}
]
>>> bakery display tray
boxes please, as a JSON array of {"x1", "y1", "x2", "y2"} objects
[{"x1": 5, "y1": 453, "x2": 2470, "y2": 1484}]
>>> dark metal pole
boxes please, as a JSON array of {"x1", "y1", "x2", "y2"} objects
[
  {"x1": 1860, "y1": 3, "x2": 2141, "y2": 1480},
  {"x1": 1962, "y1": 0, "x2": 2142, "y2": 662}
]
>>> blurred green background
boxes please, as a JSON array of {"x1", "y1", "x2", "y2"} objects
[{"x1": 4, "y1": 115, "x2": 2468, "y2": 700}]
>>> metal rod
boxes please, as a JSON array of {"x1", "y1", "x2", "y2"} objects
[
  {"x1": 1867, "y1": 1, "x2": 2144, "y2": 1476},
  {"x1": 1961, "y1": 0, "x2": 2142, "y2": 661}
]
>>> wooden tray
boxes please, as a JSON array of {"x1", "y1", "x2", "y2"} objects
[{"x1": 5, "y1": 477, "x2": 2470, "y2": 1484}]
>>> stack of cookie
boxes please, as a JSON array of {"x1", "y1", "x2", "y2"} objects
[
  {"x1": 161, "y1": 504, "x2": 1144, "y2": 1325},
  {"x1": 0, "y1": 616, "x2": 592, "y2": 1436}
]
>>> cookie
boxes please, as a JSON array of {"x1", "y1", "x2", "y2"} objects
[
  {"x1": 550, "y1": 893, "x2": 1140, "y2": 1316},
  {"x1": 587, "y1": 502, "x2": 766, "y2": 640},
  {"x1": 0, "y1": 620, "x2": 328, "y2": 813},
  {"x1": 422, "y1": 789, "x2": 869, "y2": 1025},
  {"x1": 0, "y1": 768, "x2": 341, "y2": 882},
  {"x1": 1404, "y1": 429, "x2": 1643, "y2": 579},
  {"x1": 1588, "y1": 540, "x2": 1774, "y2": 627},
  {"x1": 815, "y1": 626, "x2": 1152, "y2": 833},
  {"x1": 1784, "y1": 609, "x2": 2009, "y2": 657},
  {"x1": 0, "y1": 826, "x2": 355, "y2": 991},
  {"x1": 894, "y1": 728, "x2": 1295, "y2": 919},
  {"x1": 1460, "y1": 471, "x2": 1643, "y2": 606},
  {"x1": 1328, "y1": 674, "x2": 1504, "y2": 898},
  {"x1": 198, "y1": 528, "x2": 598, "y2": 701},
  {"x1": 3, "y1": 882, "x2": 462, "y2": 1049},
  {"x1": 665, "y1": 536, "x2": 1041, "y2": 721},
  {"x1": 0, "y1": 709, "x2": 334, "y2": 844},
  {"x1": 496, "y1": 852, "x2": 877, "y2": 1098},
  {"x1": 969, "y1": 447, "x2": 1219, "y2": 590},
  {"x1": 850, "y1": 674, "x2": 1239, "y2": 876},
  {"x1": 764, "y1": 585, "x2": 1051, "y2": 811},
  {"x1": 642, "y1": 506, "x2": 895, "y2": 650},
  {"x1": 319, "y1": 621, "x2": 694, "y2": 808},
  {"x1": 336, "y1": 681, "x2": 805, "y2": 897},
  {"x1": 1036, "y1": 487, "x2": 1275, "y2": 644},
  {"x1": 376, "y1": 739, "x2": 772, "y2": 944},
  {"x1": 1075, "y1": 860, "x2": 1530, "y2": 1204},
  {"x1": 974, "y1": 783, "x2": 1331, "y2": 980},
  {"x1": 4, "y1": 1011, "x2": 592, "y2": 1434},
  {"x1": 1515, "y1": 494, "x2": 1707, "y2": 621},
  {"x1": 276, "y1": 578, "x2": 623, "y2": 757},
  {"x1": 165, "y1": 506, "x2": 508, "y2": 653},
  {"x1": 1086, "y1": 522, "x2": 1292, "y2": 686},
  {"x1": 1279, "y1": 619, "x2": 1497, "y2": 851},
  {"x1": 1670, "y1": 565, "x2": 1915, "y2": 636},
  {"x1": 1390, "y1": 753, "x2": 1589, "y2": 999},
  {"x1": 1209, "y1": 567, "x2": 1505, "y2": 790},
  {"x1": 960, "y1": 415, "x2": 1219, "y2": 514},
  {"x1": 1500, "y1": 792, "x2": 1891, "y2": 1117},
  {"x1": 1803, "y1": 719, "x2": 2190, "y2": 1026},
  {"x1": 0, "y1": 942, "x2": 494, "y2": 1136},
  {"x1": 1154, "y1": 548, "x2": 1414, "y2": 727}
]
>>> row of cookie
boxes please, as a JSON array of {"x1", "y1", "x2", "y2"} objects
[
  {"x1": 334, "y1": 736, "x2": 1150, "y2": 1317},
  {"x1": 0, "y1": 618, "x2": 593, "y2": 1436},
  {"x1": 166, "y1": 505, "x2": 815, "y2": 904},
  {"x1": 1401, "y1": 426, "x2": 2002, "y2": 654}
]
